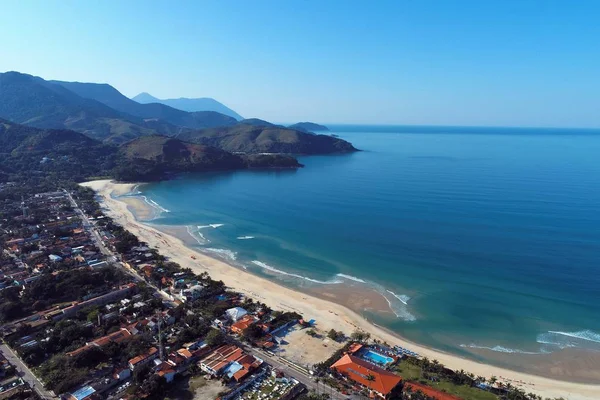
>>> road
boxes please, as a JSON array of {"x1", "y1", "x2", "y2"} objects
[
  {"x1": 65, "y1": 191, "x2": 170, "y2": 301},
  {"x1": 0, "y1": 343, "x2": 56, "y2": 399}
]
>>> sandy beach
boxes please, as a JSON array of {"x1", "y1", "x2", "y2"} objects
[{"x1": 82, "y1": 179, "x2": 600, "y2": 400}]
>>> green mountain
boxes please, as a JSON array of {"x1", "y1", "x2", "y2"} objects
[
  {"x1": 0, "y1": 119, "x2": 301, "y2": 184},
  {"x1": 54, "y1": 81, "x2": 237, "y2": 130},
  {"x1": 288, "y1": 122, "x2": 329, "y2": 132},
  {"x1": 0, "y1": 72, "x2": 194, "y2": 143},
  {"x1": 132, "y1": 92, "x2": 243, "y2": 120},
  {"x1": 238, "y1": 118, "x2": 278, "y2": 127},
  {"x1": 176, "y1": 124, "x2": 358, "y2": 154},
  {"x1": 116, "y1": 135, "x2": 301, "y2": 181}
]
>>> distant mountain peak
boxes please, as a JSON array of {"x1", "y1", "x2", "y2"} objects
[
  {"x1": 132, "y1": 92, "x2": 243, "y2": 120},
  {"x1": 132, "y1": 92, "x2": 159, "y2": 103}
]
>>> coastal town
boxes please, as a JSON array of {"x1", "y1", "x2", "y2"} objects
[{"x1": 0, "y1": 186, "x2": 572, "y2": 400}]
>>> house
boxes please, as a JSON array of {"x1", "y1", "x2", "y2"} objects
[
  {"x1": 230, "y1": 315, "x2": 258, "y2": 334},
  {"x1": 129, "y1": 347, "x2": 159, "y2": 370},
  {"x1": 199, "y1": 344, "x2": 262, "y2": 380},
  {"x1": 179, "y1": 284, "x2": 204, "y2": 302},
  {"x1": 331, "y1": 354, "x2": 402, "y2": 399},
  {"x1": 404, "y1": 382, "x2": 463, "y2": 400},
  {"x1": 225, "y1": 307, "x2": 248, "y2": 322},
  {"x1": 66, "y1": 385, "x2": 100, "y2": 400},
  {"x1": 66, "y1": 328, "x2": 133, "y2": 357},
  {"x1": 113, "y1": 368, "x2": 131, "y2": 381},
  {"x1": 157, "y1": 368, "x2": 176, "y2": 383}
]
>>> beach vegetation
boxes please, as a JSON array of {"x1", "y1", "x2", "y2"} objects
[
  {"x1": 350, "y1": 330, "x2": 371, "y2": 343},
  {"x1": 327, "y1": 329, "x2": 345, "y2": 342}
]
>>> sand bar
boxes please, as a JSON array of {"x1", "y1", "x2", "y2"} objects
[{"x1": 82, "y1": 179, "x2": 600, "y2": 400}]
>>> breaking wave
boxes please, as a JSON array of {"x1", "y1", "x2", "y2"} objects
[
  {"x1": 460, "y1": 344, "x2": 546, "y2": 355},
  {"x1": 198, "y1": 223, "x2": 224, "y2": 229},
  {"x1": 237, "y1": 236, "x2": 255, "y2": 240},
  {"x1": 386, "y1": 290, "x2": 410, "y2": 305},
  {"x1": 336, "y1": 273, "x2": 366, "y2": 283},
  {"x1": 142, "y1": 196, "x2": 170, "y2": 213},
  {"x1": 251, "y1": 260, "x2": 342, "y2": 284},
  {"x1": 186, "y1": 225, "x2": 208, "y2": 245},
  {"x1": 205, "y1": 248, "x2": 237, "y2": 261},
  {"x1": 536, "y1": 330, "x2": 600, "y2": 350}
]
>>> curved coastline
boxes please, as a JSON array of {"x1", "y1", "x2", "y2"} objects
[{"x1": 82, "y1": 179, "x2": 600, "y2": 400}]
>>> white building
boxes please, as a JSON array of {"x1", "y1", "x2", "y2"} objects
[{"x1": 225, "y1": 307, "x2": 248, "y2": 322}]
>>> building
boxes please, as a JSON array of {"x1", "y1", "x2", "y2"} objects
[
  {"x1": 179, "y1": 284, "x2": 204, "y2": 302},
  {"x1": 331, "y1": 354, "x2": 402, "y2": 399},
  {"x1": 66, "y1": 385, "x2": 100, "y2": 400},
  {"x1": 199, "y1": 344, "x2": 262, "y2": 381},
  {"x1": 404, "y1": 382, "x2": 463, "y2": 400},
  {"x1": 225, "y1": 307, "x2": 248, "y2": 322},
  {"x1": 230, "y1": 315, "x2": 258, "y2": 334},
  {"x1": 129, "y1": 347, "x2": 159, "y2": 370},
  {"x1": 67, "y1": 328, "x2": 133, "y2": 357}
]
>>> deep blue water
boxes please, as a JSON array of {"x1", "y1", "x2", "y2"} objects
[{"x1": 138, "y1": 126, "x2": 600, "y2": 359}]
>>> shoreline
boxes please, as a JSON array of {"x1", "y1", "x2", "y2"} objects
[{"x1": 82, "y1": 179, "x2": 600, "y2": 399}]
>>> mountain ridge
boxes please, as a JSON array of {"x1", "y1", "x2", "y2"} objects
[{"x1": 132, "y1": 92, "x2": 243, "y2": 120}]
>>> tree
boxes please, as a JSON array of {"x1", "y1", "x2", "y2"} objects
[
  {"x1": 205, "y1": 328, "x2": 225, "y2": 347},
  {"x1": 350, "y1": 330, "x2": 370, "y2": 343},
  {"x1": 328, "y1": 329, "x2": 338, "y2": 340},
  {"x1": 242, "y1": 324, "x2": 264, "y2": 342}
]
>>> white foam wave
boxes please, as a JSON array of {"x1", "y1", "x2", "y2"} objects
[
  {"x1": 336, "y1": 273, "x2": 366, "y2": 283},
  {"x1": 386, "y1": 290, "x2": 410, "y2": 305},
  {"x1": 380, "y1": 293, "x2": 417, "y2": 321},
  {"x1": 197, "y1": 224, "x2": 224, "y2": 229},
  {"x1": 186, "y1": 225, "x2": 208, "y2": 245},
  {"x1": 144, "y1": 197, "x2": 170, "y2": 213},
  {"x1": 251, "y1": 260, "x2": 342, "y2": 284},
  {"x1": 460, "y1": 344, "x2": 546, "y2": 355},
  {"x1": 205, "y1": 248, "x2": 237, "y2": 261},
  {"x1": 237, "y1": 236, "x2": 255, "y2": 240},
  {"x1": 536, "y1": 330, "x2": 600, "y2": 350},
  {"x1": 547, "y1": 330, "x2": 600, "y2": 344}
]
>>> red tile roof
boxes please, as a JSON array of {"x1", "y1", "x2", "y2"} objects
[
  {"x1": 331, "y1": 354, "x2": 402, "y2": 396},
  {"x1": 404, "y1": 382, "x2": 462, "y2": 400},
  {"x1": 129, "y1": 347, "x2": 158, "y2": 366}
]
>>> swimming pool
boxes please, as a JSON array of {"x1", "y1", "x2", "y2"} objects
[{"x1": 362, "y1": 349, "x2": 394, "y2": 365}]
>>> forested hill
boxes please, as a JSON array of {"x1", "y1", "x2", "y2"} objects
[
  {"x1": 288, "y1": 122, "x2": 329, "y2": 132},
  {"x1": 0, "y1": 120, "x2": 301, "y2": 185},
  {"x1": 177, "y1": 124, "x2": 357, "y2": 154}
]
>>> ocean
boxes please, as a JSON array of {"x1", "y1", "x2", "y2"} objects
[{"x1": 130, "y1": 125, "x2": 600, "y2": 366}]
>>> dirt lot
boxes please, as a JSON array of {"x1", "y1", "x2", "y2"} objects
[
  {"x1": 274, "y1": 324, "x2": 345, "y2": 366},
  {"x1": 190, "y1": 376, "x2": 226, "y2": 400}
]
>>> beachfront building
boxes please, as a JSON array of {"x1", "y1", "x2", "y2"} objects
[
  {"x1": 331, "y1": 354, "x2": 402, "y2": 399},
  {"x1": 404, "y1": 382, "x2": 463, "y2": 400},
  {"x1": 225, "y1": 306, "x2": 248, "y2": 322}
]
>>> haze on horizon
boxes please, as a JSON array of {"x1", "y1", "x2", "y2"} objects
[{"x1": 1, "y1": 0, "x2": 599, "y2": 128}]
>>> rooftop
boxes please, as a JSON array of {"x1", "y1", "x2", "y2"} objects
[{"x1": 331, "y1": 353, "x2": 402, "y2": 396}]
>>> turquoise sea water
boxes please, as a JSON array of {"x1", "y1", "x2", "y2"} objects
[{"x1": 136, "y1": 125, "x2": 600, "y2": 361}]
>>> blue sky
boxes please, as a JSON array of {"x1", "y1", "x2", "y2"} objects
[{"x1": 1, "y1": 0, "x2": 599, "y2": 127}]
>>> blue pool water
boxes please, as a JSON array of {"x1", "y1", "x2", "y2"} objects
[{"x1": 362, "y1": 350, "x2": 394, "y2": 365}]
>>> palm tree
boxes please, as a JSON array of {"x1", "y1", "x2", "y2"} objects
[{"x1": 366, "y1": 374, "x2": 376, "y2": 382}]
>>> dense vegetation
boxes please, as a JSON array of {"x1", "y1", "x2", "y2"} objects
[
  {"x1": 0, "y1": 120, "x2": 303, "y2": 184},
  {"x1": 288, "y1": 122, "x2": 329, "y2": 132},
  {"x1": 177, "y1": 123, "x2": 357, "y2": 154}
]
